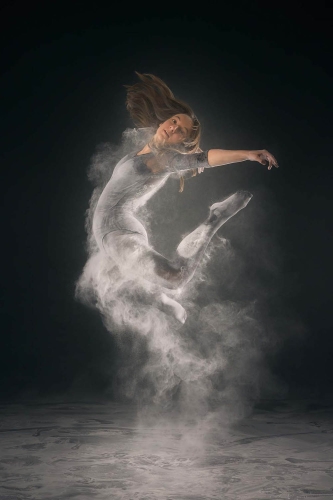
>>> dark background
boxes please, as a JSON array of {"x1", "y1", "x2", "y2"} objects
[{"x1": 1, "y1": 3, "x2": 332, "y2": 401}]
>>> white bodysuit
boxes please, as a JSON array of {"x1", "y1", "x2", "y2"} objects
[{"x1": 92, "y1": 148, "x2": 250, "y2": 291}]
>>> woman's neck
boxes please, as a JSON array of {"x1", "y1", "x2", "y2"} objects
[{"x1": 136, "y1": 143, "x2": 152, "y2": 156}]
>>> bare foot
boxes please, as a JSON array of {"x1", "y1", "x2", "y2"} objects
[{"x1": 158, "y1": 293, "x2": 187, "y2": 324}]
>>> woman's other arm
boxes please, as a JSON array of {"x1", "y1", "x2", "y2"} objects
[{"x1": 207, "y1": 149, "x2": 279, "y2": 170}]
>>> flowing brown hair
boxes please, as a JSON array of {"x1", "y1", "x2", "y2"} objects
[{"x1": 125, "y1": 72, "x2": 202, "y2": 192}]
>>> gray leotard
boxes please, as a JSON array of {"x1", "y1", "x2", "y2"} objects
[{"x1": 92, "y1": 150, "x2": 210, "y2": 249}]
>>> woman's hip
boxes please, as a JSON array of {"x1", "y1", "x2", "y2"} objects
[{"x1": 93, "y1": 208, "x2": 148, "y2": 250}]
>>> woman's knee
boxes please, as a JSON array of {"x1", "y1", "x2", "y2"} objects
[{"x1": 154, "y1": 264, "x2": 185, "y2": 289}]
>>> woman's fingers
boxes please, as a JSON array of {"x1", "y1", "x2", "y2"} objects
[
  {"x1": 267, "y1": 154, "x2": 273, "y2": 170},
  {"x1": 248, "y1": 150, "x2": 279, "y2": 169},
  {"x1": 265, "y1": 151, "x2": 279, "y2": 170}
]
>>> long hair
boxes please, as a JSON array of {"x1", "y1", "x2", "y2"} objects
[{"x1": 125, "y1": 72, "x2": 202, "y2": 192}]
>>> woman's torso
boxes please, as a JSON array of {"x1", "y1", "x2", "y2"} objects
[
  {"x1": 92, "y1": 149, "x2": 210, "y2": 241},
  {"x1": 94, "y1": 152, "x2": 170, "y2": 213}
]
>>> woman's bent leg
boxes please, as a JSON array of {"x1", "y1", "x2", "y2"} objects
[{"x1": 101, "y1": 190, "x2": 252, "y2": 291}]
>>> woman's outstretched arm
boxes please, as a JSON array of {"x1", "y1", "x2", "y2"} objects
[{"x1": 207, "y1": 149, "x2": 279, "y2": 170}]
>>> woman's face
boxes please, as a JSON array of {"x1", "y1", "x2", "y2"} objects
[{"x1": 154, "y1": 114, "x2": 193, "y2": 146}]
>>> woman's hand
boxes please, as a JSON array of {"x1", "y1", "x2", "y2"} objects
[{"x1": 247, "y1": 150, "x2": 279, "y2": 170}]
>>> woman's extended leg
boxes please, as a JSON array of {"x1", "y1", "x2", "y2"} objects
[{"x1": 102, "y1": 190, "x2": 252, "y2": 291}]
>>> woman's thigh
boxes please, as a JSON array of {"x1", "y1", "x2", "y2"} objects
[
  {"x1": 102, "y1": 230, "x2": 182, "y2": 287},
  {"x1": 93, "y1": 208, "x2": 147, "y2": 246}
]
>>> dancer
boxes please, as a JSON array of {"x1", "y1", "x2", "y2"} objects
[{"x1": 92, "y1": 72, "x2": 278, "y2": 323}]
